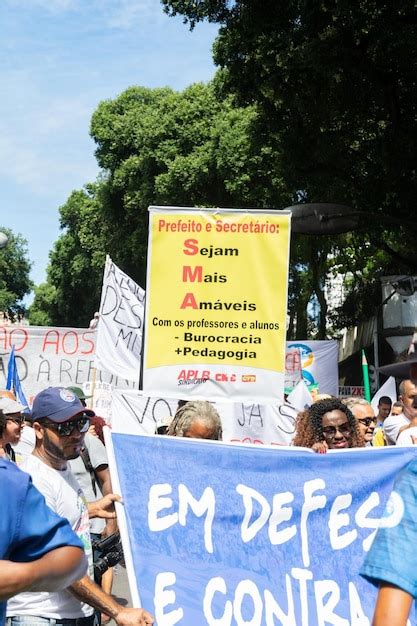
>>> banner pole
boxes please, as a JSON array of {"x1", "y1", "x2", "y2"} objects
[{"x1": 103, "y1": 426, "x2": 142, "y2": 608}]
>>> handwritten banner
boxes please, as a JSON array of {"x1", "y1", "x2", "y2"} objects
[
  {"x1": 94, "y1": 256, "x2": 145, "y2": 383},
  {"x1": 109, "y1": 435, "x2": 417, "y2": 625},
  {"x1": 0, "y1": 325, "x2": 137, "y2": 403},
  {"x1": 111, "y1": 389, "x2": 298, "y2": 446},
  {"x1": 143, "y1": 207, "x2": 291, "y2": 402}
]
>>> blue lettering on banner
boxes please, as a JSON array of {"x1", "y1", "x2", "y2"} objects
[{"x1": 111, "y1": 435, "x2": 417, "y2": 625}]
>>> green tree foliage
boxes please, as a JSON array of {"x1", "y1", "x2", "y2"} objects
[
  {"x1": 90, "y1": 83, "x2": 290, "y2": 290},
  {"x1": 32, "y1": 83, "x2": 291, "y2": 327},
  {"x1": 0, "y1": 228, "x2": 32, "y2": 322},
  {"x1": 30, "y1": 184, "x2": 109, "y2": 327},
  {"x1": 163, "y1": 0, "x2": 417, "y2": 334},
  {"x1": 28, "y1": 283, "x2": 57, "y2": 326}
]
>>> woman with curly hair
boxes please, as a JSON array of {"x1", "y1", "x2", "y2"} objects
[{"x1": 293, "y1": 397, "x2": 364, "y2": 453}]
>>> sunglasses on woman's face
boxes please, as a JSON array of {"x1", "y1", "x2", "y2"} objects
[
  {"x1": 41, "y1": 416, "x2": 90, "y2": 436},
  {"x1": 322, "y1": 422, "x2": 351, "y2": 439},
  {"x1": 6, "y1": 415, "x2": 25, "y2": 425}
]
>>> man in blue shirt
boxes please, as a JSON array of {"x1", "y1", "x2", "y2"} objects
[
  {"x1": 0, "y1": 458, "x2": 87, "y2": 625},
  {"x1": 361, "y1": 457, "x2": 417, "y2": 625}
]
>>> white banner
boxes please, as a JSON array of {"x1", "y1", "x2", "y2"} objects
[
  {"x1": 371, "y1": 376, "x2": 397, "y2": 413},
  {"x1": 94, "y1": 256, "x2": 145, "y2": 383},
  {"x1": 286, "y1": 340, "x2": 338, "y2": 395},
  {"x1": 111, "y1": 389, "x2": 298, "y2": 446},
  {"x1": 0, "y1": 325, "x2": 138, "y2": 405},
  {"x1": 286, "y1": 379, "x2": 313, "y2": 411}
]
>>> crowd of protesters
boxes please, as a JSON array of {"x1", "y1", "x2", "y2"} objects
[{"x1": 1, "y1": 375, "x2": 417, "y2": 626}]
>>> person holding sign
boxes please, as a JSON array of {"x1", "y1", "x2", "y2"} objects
[
  {"x1": 293, "y1": 398, "x2": 364, "y2": 452},
  {"x1": 7, "y1": 387, "x2": 154, "y2": 626}
]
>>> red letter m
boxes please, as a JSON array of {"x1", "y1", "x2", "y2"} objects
[{"x1": 182, "y1": 266, "x2": 203, "y2": 282}]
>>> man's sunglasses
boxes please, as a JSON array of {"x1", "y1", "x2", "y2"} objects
[
  {"x1": 357, "y1": 417, "x2": 376, "y2": 428},
  {"x1": 40, "y1": 416, "x2": 90, "y2": 436}
]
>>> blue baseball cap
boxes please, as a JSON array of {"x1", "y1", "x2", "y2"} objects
[{"x1": 31, "y1": 387, "x2": 95, "y2": 423}]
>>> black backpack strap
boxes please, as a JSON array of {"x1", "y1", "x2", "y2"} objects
[{"x1": 80, "y1": 445, "x2": 97, "y2": 497}]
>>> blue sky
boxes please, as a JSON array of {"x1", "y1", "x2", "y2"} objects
[{"x1": 0, "y1": 0, "x2": 218, "y2": 292}]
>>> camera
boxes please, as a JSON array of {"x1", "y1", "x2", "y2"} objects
[{"x1": 92, "y1": 532, "x2": 124, "y2": 582}]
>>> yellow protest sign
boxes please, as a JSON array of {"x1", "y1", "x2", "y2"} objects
[{"x1": 143, "y1": 207, "x2": 291, "y2": 402}]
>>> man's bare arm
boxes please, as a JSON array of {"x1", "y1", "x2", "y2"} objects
[
  {"x1": 87, "y1": 493, "x2": 121, "y2": 520},
  {"x1": 95, "y1": 465, "x2": 118, "y2": 535},
  {"x1": 70, "y1": 576, "x2": 153, "y2": 625},
  {"x1": 0, "y1": 546, "x2": 86, "y2": 600}
]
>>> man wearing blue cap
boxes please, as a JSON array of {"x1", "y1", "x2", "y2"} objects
[{"x1": 7, "y1": 387, "x2": 153, "y2": 626}]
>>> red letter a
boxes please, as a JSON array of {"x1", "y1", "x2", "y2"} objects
[{"x1": 180, "y1": 293, "x2": 198, "y2": 309}]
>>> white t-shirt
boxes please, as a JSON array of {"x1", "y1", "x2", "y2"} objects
[
  {"x1": 7, "y1": 455, "x2": 94, "y2": 619},
  {"x1": 383, "y1": 412, "x2": 410, "y2": 445},
  {"x1": 396, "y1": 426, "x2": 417, "y2": 447}
]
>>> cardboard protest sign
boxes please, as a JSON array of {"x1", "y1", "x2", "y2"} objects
[
  {"x1": 94, "y1": 256, "x2": 145, "y2": 383},
  {"x1": 143, "y1": 207, "x2": 291, "y2": 402},
  {"x1": 108, "y1": 435, "x2": 417, "y2": 625},
  {"x1": 111, "y1": 389, "x2": 298, "y2": 446},
  {"x1": 83, "y1": 380, "x2": 113, "y2": 420}
]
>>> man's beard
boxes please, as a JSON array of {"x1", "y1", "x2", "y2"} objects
[{"x1": 43, "y1": 429, "x2": 80, "y2": 461}]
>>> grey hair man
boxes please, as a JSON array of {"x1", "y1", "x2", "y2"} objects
[
  {"x1": 342, "y1": 397, "x2": 376, "y2": 446},
  {"x1": 167, "y1": 401, "x2": 223, "y2": 440}
]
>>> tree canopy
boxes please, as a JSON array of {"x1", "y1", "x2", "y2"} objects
[
  {"x1": 161, "y1": 0, "x2": 417, "y2": 333},
  {"x1": 162, "y1": 1, "x2": 417, "y2": 250},
  {"x1": 31, "y1": 83, "x2": 293, "y2": 327},
  {"x1": 0, "y1": 227, "x2": 32, "y2": 322}
]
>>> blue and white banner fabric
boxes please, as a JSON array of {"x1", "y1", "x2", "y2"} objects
[{"x1": 110, "y1": 434, "x2": 417, "y2": 625}]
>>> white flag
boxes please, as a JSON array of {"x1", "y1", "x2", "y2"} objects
[
  {"x1": 286, "y1": 379, "x2": 313, "y2": 412},
  {"x1": 371, "y1": 376, "x2": 397, "y2": 414},
  {"x1": 94, "y1": 256, "x2": 145, "y2": 382}
]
